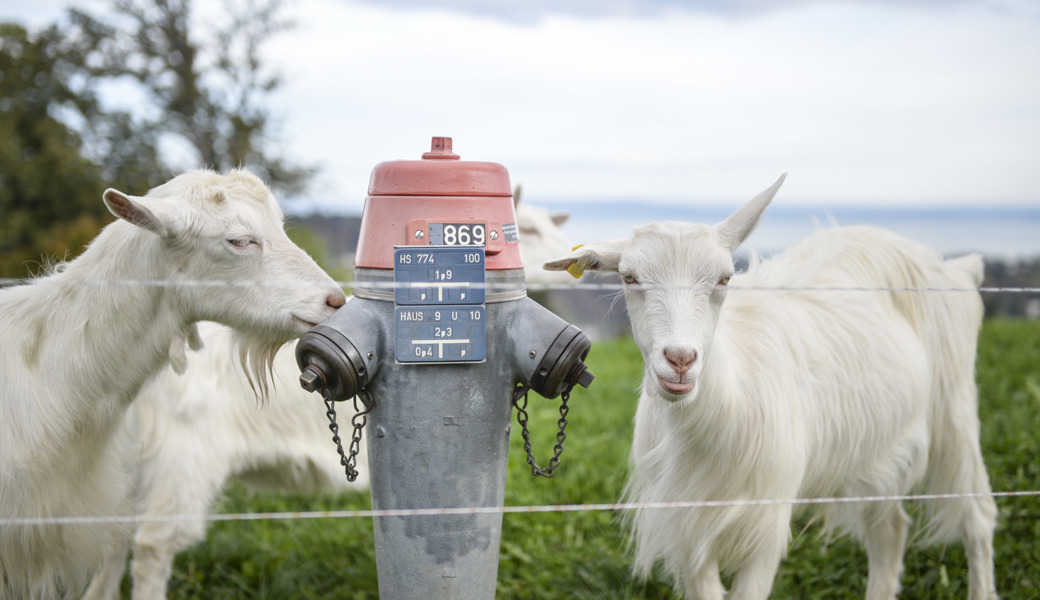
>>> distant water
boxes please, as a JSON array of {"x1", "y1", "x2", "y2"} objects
[{"x1": 545, "y1": 203, "x2": 1040, "y2": 259}]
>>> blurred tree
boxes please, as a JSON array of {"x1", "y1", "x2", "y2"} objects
[
  {"x1": 1, "y1": 0, "x2": 317, "y2": 278},
  {"x1": 66, "y1": 0, "x2": 315, "y2": 197},
  {"x1": 0, "y1": 23, "x2": 113, "y2": 278}
]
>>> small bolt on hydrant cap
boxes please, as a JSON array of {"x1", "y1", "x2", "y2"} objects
[{"x1": 422, "y1": 136, "x2": 461, "y2": 160}]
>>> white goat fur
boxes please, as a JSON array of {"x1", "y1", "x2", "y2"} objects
[
  {"x1": 514, "y1": 187, "x2": 576, "y2": 287},
  {"x1": 84, "y1": 197, "x2": 577, "y2": 599},
  {"x1": 83, "y1": 323, "x2": 369, "y2": 600},
  {"x1": 545, "y1": 175, "x2": 997, "y2": 600},
  {"x1": 0, "y1": 170, "x2": 345, "y2": 600}
]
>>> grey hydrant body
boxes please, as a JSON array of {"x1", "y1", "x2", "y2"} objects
[{"x1": 295, "y1": 138, "x2": 593, "y2": 599}]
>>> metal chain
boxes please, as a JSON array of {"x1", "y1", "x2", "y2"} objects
[
  {"x1": 322, "y1": 388, "x2": 373, "y2": 483},
  {"x1": 512, "y1": 382, "x2": 572, "y2": 478},
  {"x1": 322, "y1": 374, "x2": 579, "y2": 481}
]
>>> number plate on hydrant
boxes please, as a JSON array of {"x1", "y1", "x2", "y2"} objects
[{"x1": 394, "y1": 246, "x2": 487, "y2": 363}]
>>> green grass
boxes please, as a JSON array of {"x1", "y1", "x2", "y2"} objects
[{"x1": 149, "y1": 319, "x2": 1039, "y2": 599}]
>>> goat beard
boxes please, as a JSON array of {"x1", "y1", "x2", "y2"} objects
[{"x1": 233, "y1": 333, "x2": 285, "y2": 405}]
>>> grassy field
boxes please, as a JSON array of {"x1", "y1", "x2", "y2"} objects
[{"x1": 148, "y1": 318, "x2": 1039, "y2": 599}]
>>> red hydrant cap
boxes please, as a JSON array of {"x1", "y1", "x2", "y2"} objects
[{"x1": 368, "y1": 137, "x2": 512, "y2": 197}]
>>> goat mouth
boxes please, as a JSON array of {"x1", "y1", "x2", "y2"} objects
[
  {"x1": 291, "y1": 314, "x2": 319, "y2": 329},
  {"x1": 658, "y1": 376, "x2": 695, "y2": 395}
]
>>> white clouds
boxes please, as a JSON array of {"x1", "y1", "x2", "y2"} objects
[
  {"x1": 346, "y1": 0, "x2": 979, "y2": 22},
  {"x1": 4, "y1": 0, "x2": 1038, "y2": 210},
  {"x1": 265, "y1": 1, "x2": 1038, "y2": 211}
]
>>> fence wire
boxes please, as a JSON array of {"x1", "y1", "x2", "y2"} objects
[
  {"x1": 2, "y1": 491, "x2": 1040, "y2": 528},
  {"x1": 3, "y1": 277, "x2": 1040, "y2": 294},
  {"x1": 1, "y1": 276, "x2": 1037, "y2": 528}
]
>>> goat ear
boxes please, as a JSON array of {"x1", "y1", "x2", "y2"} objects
[
  {"x1": 544, "y1": 240, "x2": 626, "y2": 279},
  {"x1": 550, "y1": 212, "x2": 570, "y2": 227},
  {"x1": 714, "y1": 173, "x2": 786, "y2": 252},
  {"x1": 103, "y1": 189, "x2": 170, "y2": 236}
]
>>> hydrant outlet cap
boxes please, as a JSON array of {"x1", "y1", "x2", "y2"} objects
[{"x1": 368, "y1": 136, "x2": 512, "y2": 197}]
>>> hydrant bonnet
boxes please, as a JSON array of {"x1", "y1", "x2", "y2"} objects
[{"x1": 354, "y1": 136, "x2": 523, "y2": 271}]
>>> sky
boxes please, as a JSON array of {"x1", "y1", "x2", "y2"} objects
[{"x1": 4, "y1": 0, "x2": 1040, "y2": 217}]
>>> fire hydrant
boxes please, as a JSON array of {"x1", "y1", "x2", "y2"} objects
[{"x1": 295, "y1": 137, "x2": 594, "y2": 599}]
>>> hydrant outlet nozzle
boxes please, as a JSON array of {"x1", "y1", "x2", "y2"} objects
[
  {"x1": 295, "y1": 324, "x2": 371, "y2": 402},
  {"x1": 573, "y1": 363, "x2": 595, "y2": 389},
  {"x1": 530, "y1": 324, "x2": 594, "y2": 399},
  {"x1": 299, "y1": 365, "x2": 326, "y2": 393}
]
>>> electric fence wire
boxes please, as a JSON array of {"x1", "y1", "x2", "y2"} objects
[{"x1": 1, "y1": 276, "x2": 1037, "y2": 527}]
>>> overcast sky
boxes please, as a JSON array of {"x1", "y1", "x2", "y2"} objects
[{"x1": 4, "y1": 0, "x2": 1040, "y2": 214}]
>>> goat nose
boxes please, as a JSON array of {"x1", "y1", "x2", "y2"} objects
[
  {"x1": 327, "y1": 290, "x2": 347, "y2": 310},
  {"x1": 664, "y1": 347, "x2": 697, "y2": 373}
]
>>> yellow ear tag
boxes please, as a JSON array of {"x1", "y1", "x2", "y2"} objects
[{"x1": 566, "y1": 244, "x2": 586, "y2": 279}]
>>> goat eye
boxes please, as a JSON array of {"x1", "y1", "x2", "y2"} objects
[
  {"x1": 622, "y1": 273, "x2": 638, "y2": 285},
  {"x1": 718, "y1": 276, "x2": 731, "y2": 286},
  {"x1": 228, "y1": 237, "x2": 254, "y2": 249}
]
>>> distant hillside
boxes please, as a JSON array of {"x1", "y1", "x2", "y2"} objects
[
  {"x1": 983, "y1": 257, "x2": 1040, "y2": 319},
  {"x1": 289, "y1": 213, "x2": 1039, "y2": 321},
  {"x1": 291, "y1": 214, "x2": 362, "y2": 263}
]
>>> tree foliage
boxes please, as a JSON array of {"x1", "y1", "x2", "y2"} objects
[
  {"x1": 0, "y1": 0, "x2": 314, "y2": 278},
  {"x1": 66, "y1": 0, "x2": 314, "y2": 196},
  {"x1": 0, "y1": 23, "x2": 113, "y2": 278}
]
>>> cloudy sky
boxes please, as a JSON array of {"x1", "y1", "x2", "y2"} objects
[{"x1": 5, "y1": 0, "x2": 1040, "y2": 215}]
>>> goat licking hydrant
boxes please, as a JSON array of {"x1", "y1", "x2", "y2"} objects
[{"x1": 294, "y1": 137, "x2": 594, "y2": 599}]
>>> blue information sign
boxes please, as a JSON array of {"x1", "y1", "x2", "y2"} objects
[
  {"x1": 395, "y1": 306, "x2": 486, "y2": 362},
  {"x1": 394, "y1": 247, "x2": 485, "y2": 305},
  {"x1": 394, "y1": 246, "x2": 487, "y2": 363}
]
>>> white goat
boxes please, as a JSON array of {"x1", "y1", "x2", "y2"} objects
[
  {"x1": 0, "y1": 169, "x2": 345, "y2": 600},
  {"x1": 84, "y1": 195, "x2": 578, "y2": 599},
  {"x1": 85, "y1": 323, "x2": 369, "y2": 600},
  {"x1": 514, "y1": 185, "x2": 576, "y2": 288},
  {"x1": 545, "y1": 175, "x2": 998, "y2": 600}
]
